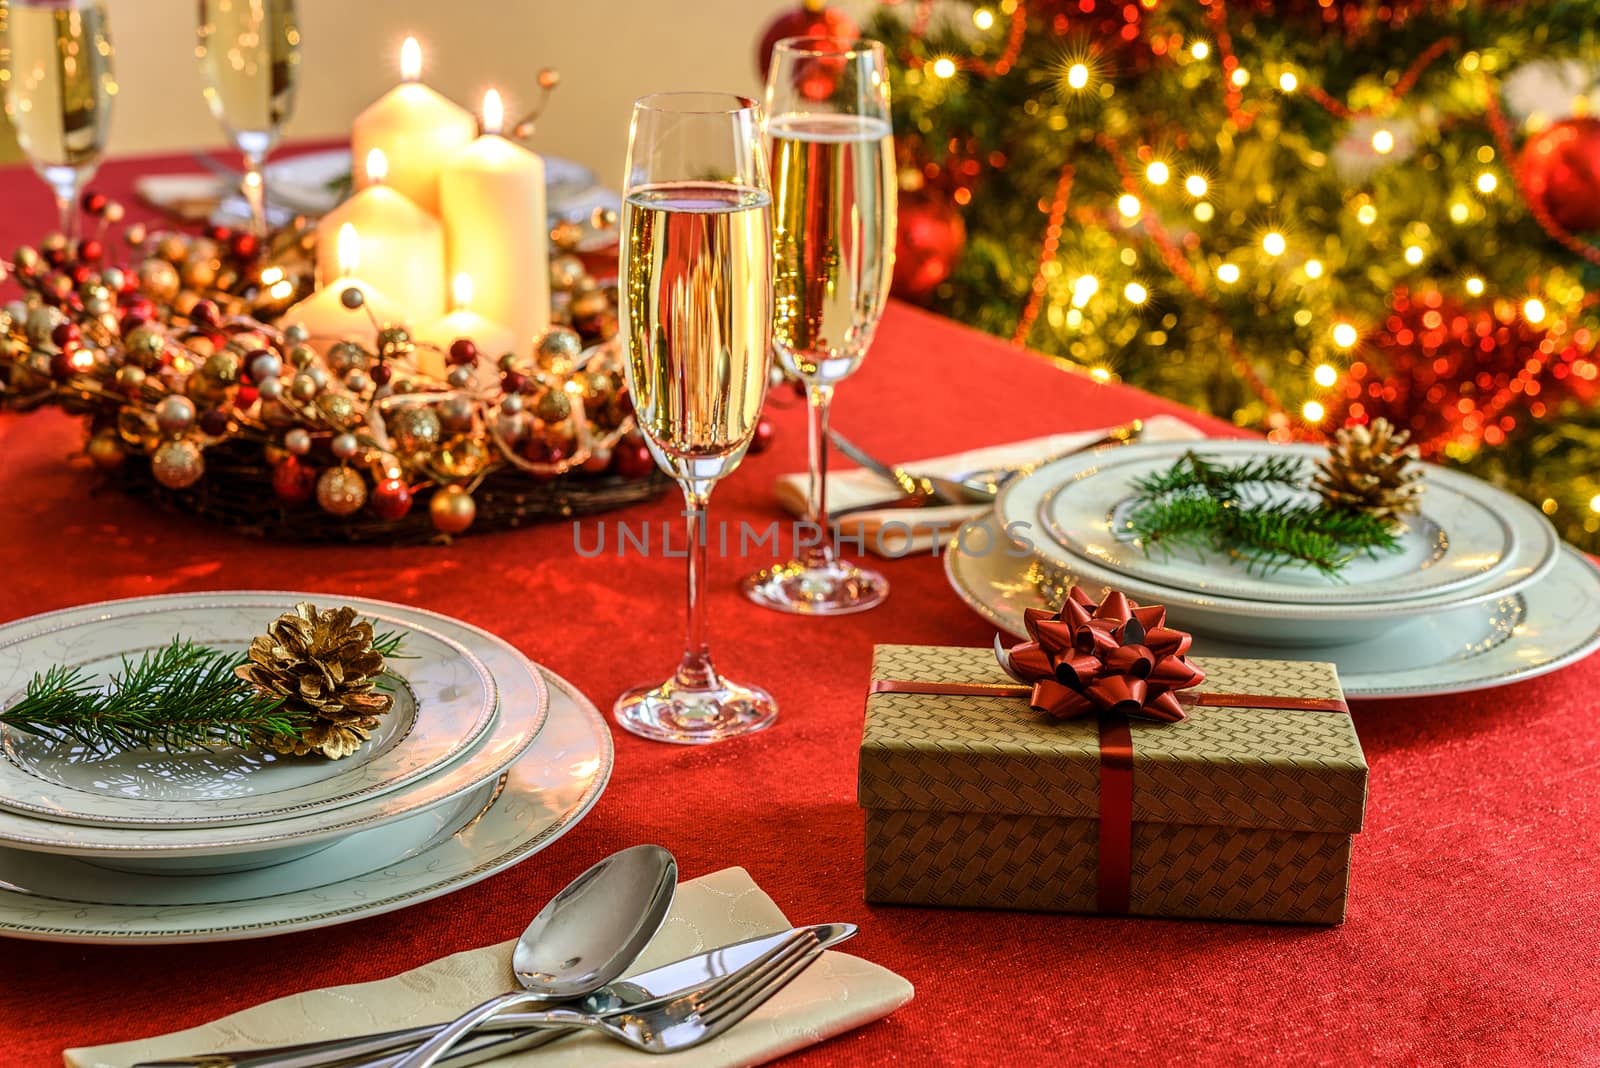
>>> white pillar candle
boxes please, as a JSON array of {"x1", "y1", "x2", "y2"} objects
[
  {"x1": 417, "y1": 273, "x2": 518, "y2": 382},
  {"x1": 350, "y1": 37, "x2": 477, "y2": 215},
  {"x1": 284, "y1": 224, "x2": 397, "y2": 351},
  {"x1": 440, "y1": 89, "x2": 550, "y2": 354},
  {"x1": 315, "y1": 149, "x2": 447, "y2": 323}
]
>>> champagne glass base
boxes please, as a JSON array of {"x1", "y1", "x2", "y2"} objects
[
  {"x1": 614, "y1": 676, "x2": 778, "y2": 745},
  {"x1": 741, "y1": 559, "x2": 890, "y2": 615}
]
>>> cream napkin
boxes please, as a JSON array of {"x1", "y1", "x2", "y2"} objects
[
  {"x1": 65, "y1": 867, "x2": 912, "y2": 1068},
  {"x1": 776, "y1": 414, "x2": 1204, "y2": 556}
]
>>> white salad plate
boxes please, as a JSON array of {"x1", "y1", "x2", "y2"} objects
[
  {"x1": 0, "y1": 596, "x2": 548, "y2": 870},
  {"x1": 997, "y1": 441, "x2": 1559, "y2": 645},
  {"x1": 945, "y1": 514, "x2": 1600, "y2": 700},
  {"x1": 1034, "y1": 440, "x2": 1517, "y2": 604},
  {"x1": 0, "y1": 602, "x2": 498, "y2": 829},
  {"x1": 0, "y1": 658, "x2": 611, "y2": 943}
]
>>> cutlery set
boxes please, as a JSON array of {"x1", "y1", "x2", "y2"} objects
[{"x1": 138, "y1": 846, "x2": 855, "y2": 1066}]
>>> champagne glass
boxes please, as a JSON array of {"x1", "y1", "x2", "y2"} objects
[
  {"x1": 0, "y1": 0, "x2": 115, "y2": 239},
  {"x1": 742, "y1": 37, "x2": 897, "y2": 615},
  {"x1": 195, "y1": 0, "x2": 301, "y2": 235},
  {"x1": 616, "y1": 92, "x2": 779, "y2": 744}
]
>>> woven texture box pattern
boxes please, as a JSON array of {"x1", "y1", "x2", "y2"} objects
[{"x1": 859, "y1": 645, "x2": 1367, "y2": 923}]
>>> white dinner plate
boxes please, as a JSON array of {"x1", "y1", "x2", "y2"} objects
[
  {"x1": 0, "y1": 657, "x2": 611, "y2": 943},
  {"x1": 997, "y1": 440, "x2": 1559, "y2": 645},
  {"x1": 945, "y1": 514, "x2": 1600, "y2": 700},
  {"x1": 0, "y1": 595, "x2": 548, "y2": 867},
  {"x1": 1035, "y1": 441, "x2": 1516, "y2": 604},
  {"x1": 0, "y1": 603, "x2": 498, "y2": 829}
]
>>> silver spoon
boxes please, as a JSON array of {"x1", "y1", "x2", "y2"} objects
[{"x1": 387, "y1": 844, "x2": 678, "y2": 1068}]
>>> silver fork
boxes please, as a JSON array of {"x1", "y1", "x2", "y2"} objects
[{"x1": 382, "y1": 928, "x2": 827, "y2": 1067}]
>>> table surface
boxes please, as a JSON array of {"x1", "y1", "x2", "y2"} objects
[{"x1": 2, "y1": 148, "x2": 1598, "y2": 1068}]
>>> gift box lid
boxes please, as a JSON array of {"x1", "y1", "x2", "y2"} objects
[{"x1": 859, "y1": 644, "x2": 1367, "y2": 834}]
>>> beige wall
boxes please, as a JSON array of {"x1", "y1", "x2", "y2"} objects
[{"x1": 105, "y1": 0, "x2": 821, "y2": 182}]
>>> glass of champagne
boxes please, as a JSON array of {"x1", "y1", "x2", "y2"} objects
[
  {"x1": 616, "y1": 92, "x2": 779, "y2": 744},
  {"x1": 0, "y1": 0, "x2": 115, "y2": 239},
  {"x1": 195, "y1": 0, "x2": 301, "y2": 235},
  {"x1": 742, "y1": 37, "x2": 897, "y2": 615}
]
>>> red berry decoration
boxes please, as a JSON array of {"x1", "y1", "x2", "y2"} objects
[
  {"x1": 77, "y1": 238, "x2": 104, "y2": 263},
  {"x1": 448, "y1": 338, "x2": 478, "y2": 365},
  {"x1": 748, "y1": 416, "x2": 776, "y2": 455},
  {"x1": 79, "y1": 190, "x2": 108, "y2": 216},
  {"x1": 229, "y1": 232, "x2": 259, "y2": 259},
  {"x1": 49, "y1": 351, "x2": 75, "y2": 379},
  {"x1": 756, "y1": 0, "x2": 859, "y2": 95},
  {"x1": 501, "y1": 370, "x2": 527, "y2": 394},
  {"x1": 271, "y1": 458, "x2": 317, "y2": 504},
  {"x1": 370, "y1": 478, "x2": 413, "y2": 520},
  {"x1": 199, "y1": 409, "x2": 231, "y2": 436},
  {"x1": 370, "y1": 363, "x2": 393, "y2": 386},
  {"x1": 190, "y1": 300, "x2": 221, "y2": 328},
  {"x1": 611, "y1": 437, "x2": 656, "y2": 480},
  {"x1": 207, "y1": 224, "x2": 232, "y2": 243},
  {"x1": 1517, "y1": 117, "x2": 1600, "y2": 234},
  {"x1": 50, "y1": 323, "x2": 79, "y2": 349},
  {"x1": 891, "y1": 187, "x2": 966, "y2": 301}
]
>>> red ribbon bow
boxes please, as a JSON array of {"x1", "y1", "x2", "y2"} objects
[{"x1": 994, "y1": 586, "x2": 1205, "y2": 722}]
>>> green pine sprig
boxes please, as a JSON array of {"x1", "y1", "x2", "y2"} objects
[
  {"x1": 1125, "y1": 451, "x2": 1402, "y2": 576},
  {"x1": 0, "y1": 628, "x2": 407, "y2": 756}
]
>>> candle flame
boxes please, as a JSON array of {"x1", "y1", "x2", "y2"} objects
[
  {"x1": 260, "y1": 266, "x2": 284, "y2": 285},
  {"x1": 337, "y1": 223, "x2": 360, "y2": 277},
  {"x1": 365, "y1": 148, "x2": 388, "y2": 184},
  {"x1": 269, "y1": 279, "x2": 294, "y2": 300},
  {"x1": 482, "y1": 89, "x2": 503, "y2": 135},
  {"x1": 400, "y1": 37, "x2": 421, "y2": 82},
  {"x1": 452, "y1": 272, "x2": 473, "y2": 311}
]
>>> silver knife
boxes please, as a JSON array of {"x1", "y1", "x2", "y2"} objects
[{"x1": 134, "y1": 924, "x2": 856, "y2": 1068}]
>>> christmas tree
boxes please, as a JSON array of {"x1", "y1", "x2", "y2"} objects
[{"x1": 837, "y1": 0, "x2": 1600, "y2": 549}]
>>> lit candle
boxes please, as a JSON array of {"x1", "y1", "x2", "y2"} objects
[
  {"x1": 440, "y1": 89, "x2": 550, "y2": 353},
  {"x1": 284, "y1": 223, "x2": 395, "y2": 351},
  {"x1": 350, "y1": 37, "x2": 477, "y2": 215},
  {"x1": 315, "y1": 149, "x2": 447, "y2": 321},
  {"x1": 418, "y1": 272, "x2": 518, "y2": 382}
]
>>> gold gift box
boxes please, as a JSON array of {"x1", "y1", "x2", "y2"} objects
[{"x1": 858, "y1": 645, "x2": 1368, "y2": 924}]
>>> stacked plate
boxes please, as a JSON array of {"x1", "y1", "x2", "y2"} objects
[
  {"x1": 0, "y1": 592, "x2": 612, "y2": 943},
  {"x1": 946, "y1": 439, "x2": 1600, "y2": 699}
]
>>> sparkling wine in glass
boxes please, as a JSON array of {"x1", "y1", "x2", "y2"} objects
[
  {"x1": 743, "y1": 37, "x2": 897, "y2": 615},
  {"x1": 0, "y1": 0, "x2": 116, "y2": 238},
  {"x1": 195, "y1": 0, "x2": 300, "y2": 235},
  {"x1": 616, "y1": 92, "x2": 778, "y2": 744}
]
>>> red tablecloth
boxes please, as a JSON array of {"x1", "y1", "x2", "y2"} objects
[{"x1": 2, "y1": 150, "x2": 1598, "y2": 1067}]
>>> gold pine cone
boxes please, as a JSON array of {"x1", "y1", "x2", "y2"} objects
[
  {"x1": 235, "y1": 602, "x2": 394, "y2": 759},
  {"x1": 1313, "y1": 418, "x2": 1424, "y2": 523}
]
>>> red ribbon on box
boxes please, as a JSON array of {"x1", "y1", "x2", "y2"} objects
[{"x1": 870, "y1": 587, "x2": 1348, "y2": 914}]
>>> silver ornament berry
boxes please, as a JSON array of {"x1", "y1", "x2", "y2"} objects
[
  {"x1": 154, "y1": 394, "x2": 197, "y2": 435},
  {"x1": 330, "y1": 432, "x2": 360, "y2": 460},
  {"x1": 284, "y1": 428, "x2": 312, "y2": 455}
]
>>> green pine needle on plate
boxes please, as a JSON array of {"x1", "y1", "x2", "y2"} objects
[
  {"x1": 0, "y1": 626, "x2": 409, "y2": 756},
  {"x1": 1125, "y1": 450, "x2": 1402, "y2": 577}
]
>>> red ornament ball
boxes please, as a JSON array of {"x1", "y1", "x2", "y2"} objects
[
  {"x1": 370, "y1": 362, "x2": 393, "y2": 386},
  {"x1": 748, "y1": 416, "x2": 776, "y2": 455},
  {"x1": 448, "y1": 338, "x2": 478, "y2": 365},
  {"x1": 199, "y1": 408, "x2": 231, "y2": 436},
  {"x1": 271, "y1": 458, "x2": 317, "y2": 504},
  {"x1": 756, "y1": 0, "x2": 858, "y2": 93},
  {"x1": 79, "y1": 190, "x2": 108, "y2": 216},
  {"x1": 891, "y1": 188, "x2": 966, "y2": 301},
  {"x1": 1517, "y1": 117, "x2": 1600, "y2": 234},
  {"x1": 190, "y1": 299, "x2": 221, "y2": 329},
  {"x1": 610, "y1": 436, "x2": 656, "y2": 480},
  {"x1": 229, "y1": 231, "x2": 260, "y2": 259},
  {"x1": 370, "y1": 478, "x2": 413, "y2": 520},
  {"x1": 77, "y1": 238, "x2": 104, "y2": 263}
]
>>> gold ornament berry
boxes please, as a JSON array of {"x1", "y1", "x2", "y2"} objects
[
  {"x1": 430, "y1": 484, "x2": 476, "y2": 534},
  {"x1": 234, "y1": 603, "x2": 394, "y2": 759},
  {"x1": 316, "y1": 466, "x2": 368, "y2": 516},
  {"x1": 151, "y1": 438, "x2": 205, "y2": 489},
  {"x1": 1314, "y1": 418, "x2": 1424, "y2": 523}
]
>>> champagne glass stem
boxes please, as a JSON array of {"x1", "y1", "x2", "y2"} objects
[
  {"x1": 676, "y1": 480, "x2": 718, "y2": 692},
  {"x1": 43, "y1": 168, "x2": 79, "y2": 240},
  {"x1": 803, "y1": 382, "x2": 837, "y2": 571},
  {"x1": 241, "y1": 150, "x2": 267, "y2": 235}
]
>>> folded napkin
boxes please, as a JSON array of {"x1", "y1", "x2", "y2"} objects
[
  {"x1": 776, "y1": 414, "x2": 1204, "y2": 557},
  {"x1": 65, "y1": 867, "x2": 912, "y2": 1068}
]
